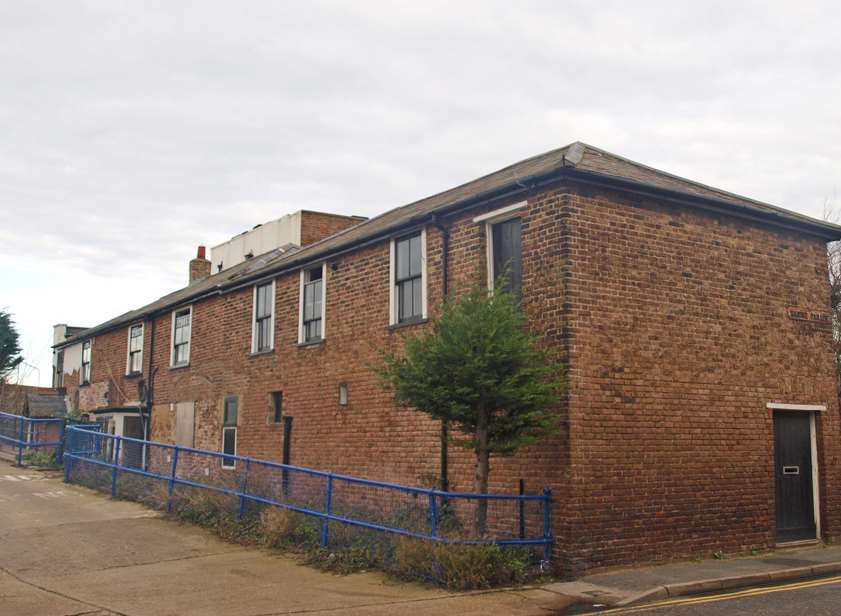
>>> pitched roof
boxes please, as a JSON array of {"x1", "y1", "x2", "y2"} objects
[
  {"x1": 59, "y1": 243, "x2": 301, "y2": 345},
  {"x1": 59, "y1": 142, "x2": 841, "y2": 347}
]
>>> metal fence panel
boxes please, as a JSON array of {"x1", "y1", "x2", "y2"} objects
[
  {"x1": 0, "y1": 411, "x2": 68, "y2": 466},
  {"x1": 63, "y1": 426, "x2": 553, "y2": 559}
]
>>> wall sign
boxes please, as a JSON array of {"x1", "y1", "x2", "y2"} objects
[{"x1": 787, "y1": 307, "x2": 831, "y2": 332}]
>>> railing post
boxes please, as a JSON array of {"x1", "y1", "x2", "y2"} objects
[
  {"x1": 428, "y1": 489, "x2": 438, "y2": 537},
  {"x1": 16, "y1": 417, "x2": 25, "y2": 466},
  {"x1": 167, "y1": 447, "x2": 179, "y2": 513},
  {"x1": 238, "y1": 458, "x2": 251, "y2": 520},
  {"x1": 111, "y1": 437, "x2": 122, "y2": 498},
  {"x1": 518, "y1": 479, "x2": 526, "y2": 540},
  {"x1": 56, "y1": 419, "x2": 67, "y2": 464},
  {"x1": 63, "y1": 427, "x2": 73, "y2": 483},
  {"x1": 321, "y1": 473, "x2": 334, "y2": 547},
  {"x1": 542, "y1": 486, "x2": 553, "y2": 562}
]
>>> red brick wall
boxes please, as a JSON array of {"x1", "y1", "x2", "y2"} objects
[
  {"x1": 66, "y1": 182, "x2": 840, "y2": 575},
  {"x1": 0, "y1": 384, "x2": 55, "y2": 415},
  {"x1": 74, "y1": 324, "x2": 152, "y2": 413},
  {"x1": 143, "y1": 195, "x2": 569, "y2": 499},
  {"x1": 300, "y1": 211, "x2": 365, "y2": 247},
  {"x1": 559, "y1": 185, "x2": 840, "y2": 574}
]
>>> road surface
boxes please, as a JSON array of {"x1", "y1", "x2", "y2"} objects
[{"x1": 567, "y1": 575, "x2": 841, "y2": 615}]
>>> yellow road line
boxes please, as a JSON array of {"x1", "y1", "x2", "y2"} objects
[{"x1": 590, "y1": 574, "x2": 841, "y2": 614}]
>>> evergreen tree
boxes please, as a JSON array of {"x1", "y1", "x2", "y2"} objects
[
  {"x1": 0, "y1": 310, "x2": 23, "y2": 382},
  {"x1": 379, "y1": 285, "x2": 564, "y2": 534}
]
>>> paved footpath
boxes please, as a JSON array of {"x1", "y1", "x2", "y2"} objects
[
  {"x1": 549, "y1": 540, "x2": 841, "y2": 611},
  {"x1": 0, "y1": 460, "x2": 573, "y2": 616}
]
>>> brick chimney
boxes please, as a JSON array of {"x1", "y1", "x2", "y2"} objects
[{"x1": 189, "y1": 246, "x2": 211, "y2": 285}]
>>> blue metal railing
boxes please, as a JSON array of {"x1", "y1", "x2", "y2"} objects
[
  {"x1": 63, "y1": 426, "x2": 554, "y2": 559},
  {"x1": 0, "y1": 411, "x2": 67, "y2": 466}
]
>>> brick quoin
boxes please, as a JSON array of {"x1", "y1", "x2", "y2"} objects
[{"x1": 56, "y1": 145, "x2": 841, "y2": 575}]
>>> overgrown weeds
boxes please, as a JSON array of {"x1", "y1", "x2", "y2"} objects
[
  {"x1": 70, "y1": 462, "x2": 547, "y2": 591},
  {"x1": 23, "y1": 449, "x2": 58, "y2": 468},
  {"x1": 391, "y1": 538, "x2": 535, "y2": 589},
  {"x1": 169, "y1": 496, "x2": 543, "y2": 589}
]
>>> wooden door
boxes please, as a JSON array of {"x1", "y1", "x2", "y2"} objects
[{"x1": 774, "y1": 412, "x2": 816, "y2": 542}]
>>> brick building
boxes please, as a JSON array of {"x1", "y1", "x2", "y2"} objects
[{"x1": 52, "y1": 142, "x2": 841, "y2": 574}]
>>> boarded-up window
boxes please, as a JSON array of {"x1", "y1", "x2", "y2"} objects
[{"x1": 175, "y1": 401, "x2": 195, "y2": 448}]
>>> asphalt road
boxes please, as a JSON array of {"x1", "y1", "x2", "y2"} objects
[
  {"x1": 0, "y1": 459, "x2": 573, "y2": 615},
  {"x1": 568, "y1": 576, "x2": 841, "y2": 615}
]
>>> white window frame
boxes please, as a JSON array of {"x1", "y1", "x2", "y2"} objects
[
  {"x1": 251, "y1": 280, "x2": 276, "y2": 353},
  {"x1": 298, "y1": 263, "x2": 327, "y2": 344},
  {"x1": 474, "y1": 201, "x2": 526, "y2": 292},
  {"x1": 170, "y1": 306, "x2": 192, "y2": 367},
  {"x1": 80, "y1": 340, "x2": 92, "y2": 385},
  {"x1": 388, "y1": 227, "x2": 428, "y2": 326},
  {"x1": 126, "y1": 323, "x2": 144, "y2": 375}
]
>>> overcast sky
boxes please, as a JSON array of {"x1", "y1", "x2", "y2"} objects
[{"x1": 2, "y1": 1, "x2": 840, "y2": 386}]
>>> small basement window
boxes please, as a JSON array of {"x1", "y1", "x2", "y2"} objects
[
  {"x1": 271, "y1": 391, "x2": 283, "y2": 423},
  {"x1": 222, "y1": 396, "x2": 238, "y2": 469}
]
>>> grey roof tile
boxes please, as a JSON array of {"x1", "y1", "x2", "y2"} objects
[{"x1": 59, "y1": 142, "x2": 841, "y2": 346}]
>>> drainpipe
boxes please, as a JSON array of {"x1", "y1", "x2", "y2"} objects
[
  {"x1": 142, "y1": 317, "x2": 156, "y2": 470},
  {"x1": 431, "y1": 214, "x2": 450, "y2": 493}
]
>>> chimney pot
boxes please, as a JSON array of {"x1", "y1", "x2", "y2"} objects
[{"x1": 197, "y1": 245, "x2": 206, "y2": 259}]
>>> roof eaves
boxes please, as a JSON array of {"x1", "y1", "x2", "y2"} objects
[
  {"x1": 568, "y1": 143, "x2": 841, "y2": 238},
  {"x1": 57, "y1": 142, "x2": 841, "y2": 346},
  {"x1": 564, "y1": 167, "x2": 841, "y2": 239}
]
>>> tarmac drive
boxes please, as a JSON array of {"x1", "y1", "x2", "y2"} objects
[{"x1": 0, "y1": 459, "x2": 573, "y2": 616}]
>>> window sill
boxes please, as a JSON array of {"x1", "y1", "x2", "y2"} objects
[
  {"x1": 79, "y1": 382, "x2": 91, "y2": 388},
  {"x1": 389, "y1": 318, "x2": 428, "y2": 332},
  {"x1": 169, "y1": 362, "x2": 190, "y2": 371},
  {"x1": 125, "y1": 372, "x2": 143, "y2": 379},
  {"x1": 249, "y1": 348, "x2": 275, "y2": 358},
  {"x1": 297, "y1": 338, "x2": 324, "y2": 348}
]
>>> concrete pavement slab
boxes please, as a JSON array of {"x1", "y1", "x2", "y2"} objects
[
  {"x1": 0, "y1": 460, "x2": 572, "y2": 615},
  {"x1": 0, "y1": 569, "x2": 113, "y2": 616}
]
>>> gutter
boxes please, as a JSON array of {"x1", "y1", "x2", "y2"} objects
[
  {"x1": 563, "y1": 168, "x2": 841, "y2": 241},
  {"x1": 54, "y1": 168, "x2": 561, "y2": 349}
]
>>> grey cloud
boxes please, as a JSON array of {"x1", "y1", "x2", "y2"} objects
[{"x1": 1, "y1": 1, "x2": 840, "y2": 382}]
